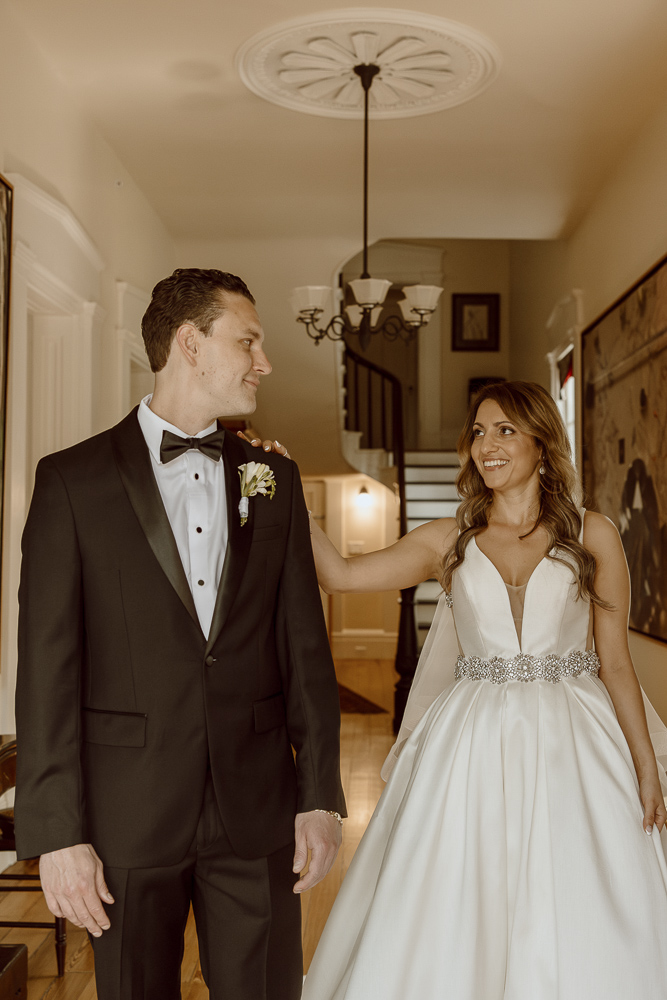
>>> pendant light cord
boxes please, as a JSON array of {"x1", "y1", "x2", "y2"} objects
[{"x1": 353, "y1": 64, "x2": 380, "y2": 280}]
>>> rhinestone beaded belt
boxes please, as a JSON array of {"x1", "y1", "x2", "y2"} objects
[{"x1": 455, "y1": 649, "x2": 600, "y2": 685}]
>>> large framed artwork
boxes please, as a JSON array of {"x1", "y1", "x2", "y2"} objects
[
  {"x1": 0, "y1": 174, "x2": 11, "y2": 567},
  {"x1": 581, "y1": 253, "x2": 667, "y2": 644}
]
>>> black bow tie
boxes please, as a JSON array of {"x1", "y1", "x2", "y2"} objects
[{"x1": 159, "y1": 427, "x2": 225, "y2": 465}]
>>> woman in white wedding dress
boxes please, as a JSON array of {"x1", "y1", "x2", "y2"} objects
[{"x1": 302, "y1": 381, "x2": 667, "y2": 1000}]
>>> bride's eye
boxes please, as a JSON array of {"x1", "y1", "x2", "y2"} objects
[
  {"x1": 473, "y1": 427, "x2": 484, "y2": 437},
  {"x1": 499, "y1": 426, "x2": 515, "y2": 435}
]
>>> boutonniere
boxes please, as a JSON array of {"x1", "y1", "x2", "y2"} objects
[{"x1": 238, "y1": 462, "x2": 276, "y2": 526}]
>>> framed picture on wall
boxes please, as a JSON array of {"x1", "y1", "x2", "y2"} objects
[
  {"x1": 581, "y1": 252, "x2": 667, "y2": 645},
  {"x1": 452, "y1": 293, "x2": 500, "y2": 351},
  {"x1": 0, "y1": 174, "x2": 12, "y2": 583}
]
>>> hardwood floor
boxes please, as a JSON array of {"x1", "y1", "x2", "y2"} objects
[{"x1": 1, "y1": 658, "x2": 397, "y2": 998}]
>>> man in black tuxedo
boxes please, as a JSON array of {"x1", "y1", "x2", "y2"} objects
[{"x1": 15, "y1": 268, "x2": 345, "y2": 999}]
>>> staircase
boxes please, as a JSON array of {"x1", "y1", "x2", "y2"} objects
[{"x1": 405, "y1": 450, "x2": 461, "y2": 649}]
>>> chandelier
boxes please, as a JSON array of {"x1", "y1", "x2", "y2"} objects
[{"x1": 289, "y1": 63, "x2": 444, "y2": 350}]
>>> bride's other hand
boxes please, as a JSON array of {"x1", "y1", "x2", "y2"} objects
[
  {"x1": 639, "y1": 776, "x2": 667, "y2": 836},
  {"x1": 236, "y1": 430, "x2": 291, "y2": 459},
  {"x1": 588, "y1": 511, "x2": 667, "y2": 835}
]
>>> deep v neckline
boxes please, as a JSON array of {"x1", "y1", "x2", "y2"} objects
[{"x1": 471, "y1": 535, "x2": 552, "y2": 591}]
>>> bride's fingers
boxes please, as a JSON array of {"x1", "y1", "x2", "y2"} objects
[
  {"x1": 236, "y1": 431, "x2": 291, "y2": 459},
  {"x1": 643, "y1": 800, "x2": 660, "y2": 835}
]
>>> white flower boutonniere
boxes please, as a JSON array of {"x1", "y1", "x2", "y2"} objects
[{"x1": 238, "y1": 462, "x2": 276, "y2": 526}]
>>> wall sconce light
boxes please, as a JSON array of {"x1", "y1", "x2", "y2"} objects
[{"x1": 356, "y1": 485, "x2": 373, "y2": 509}]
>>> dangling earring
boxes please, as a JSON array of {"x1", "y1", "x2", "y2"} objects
[{"x1": 539, "y1": 464, "x2": 546, "y2": 475}]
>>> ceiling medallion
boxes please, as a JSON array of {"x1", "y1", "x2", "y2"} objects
[{"x1": 236, "y1": 8, "x2": 501, "y2": 120}]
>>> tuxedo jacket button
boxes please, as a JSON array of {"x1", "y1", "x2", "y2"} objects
[{"x1": 205, "y1": 655, "x2": 216, "y2": 666}]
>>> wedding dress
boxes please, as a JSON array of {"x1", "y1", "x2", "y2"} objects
[{"x1": 303, "y1": 517, "x2": 667, "y2": 999}]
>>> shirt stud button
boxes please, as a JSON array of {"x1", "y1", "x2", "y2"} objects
[
  {"x1": 198, "y1": 579, "x2": 205, "y2": 586},
  {"x1": 194, "y1": 473, "x2": 199, "y2": 480},
  {"x1": 196, "y1": 527, "x2": 202, "y2": 533}
]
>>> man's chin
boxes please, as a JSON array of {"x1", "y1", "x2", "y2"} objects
[{"x1": 219, "y1": 401, "x2": 257, "y2": 419}]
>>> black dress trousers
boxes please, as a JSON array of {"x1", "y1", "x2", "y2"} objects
[{"x1": 90, "y1": 774, "x2": 303, "y2": 1000}]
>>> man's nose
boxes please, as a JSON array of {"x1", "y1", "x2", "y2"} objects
[{"x1": 254, "y1": 349, "x2": 272, "y2": 375}]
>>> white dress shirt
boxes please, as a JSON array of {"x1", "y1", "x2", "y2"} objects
[{"x1": 137, "y1": 395, "x2": 228, "y2": 638}]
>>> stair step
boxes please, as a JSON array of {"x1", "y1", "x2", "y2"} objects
[
  {"x1": 406, "y1": 483, "x2": 459, "y2": 501},
  {"x1": 405, "y1": 466, "x2": 458, "y2": 484},
  {"x1": 405, "y1": 451, "x2": 459, "y2": 466},
  {"x1": 416, "y1": 604, "x2": 437, "y2": 627},
  {"x1": 407, "y1": 500, "x2": 460, "y2": 519}
]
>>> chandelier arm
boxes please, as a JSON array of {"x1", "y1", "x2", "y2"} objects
[
  {"x1": 373, "y1": 313, "x2": 423, "y2": 344},
  {"x1": 297, "y1": 313, "x2": 352, "y2": 344}
]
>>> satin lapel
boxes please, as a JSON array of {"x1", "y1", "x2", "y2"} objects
[
  {"x1": 111, "y1": 408, "x2": 200, "y2": 629},
  {"x1": 206, "y1": 430, "x2": 254, "y2": 654}
]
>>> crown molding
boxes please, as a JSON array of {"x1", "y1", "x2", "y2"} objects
[{"x1": 7, "y1": 174, "x2": 105, "y2": 274}]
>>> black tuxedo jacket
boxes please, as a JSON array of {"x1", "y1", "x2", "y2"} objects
[{"x1": 14, "y1": 409, "x2": 345, "y2": 867}]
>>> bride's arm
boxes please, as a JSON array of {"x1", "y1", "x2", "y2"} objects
[
  {"x1": 311, "y1": 517, "x2": 458, "y2": 595},
  {"x1": 587, "y1": 511, "x2": 666, "y2": 834},
  {"x1": 236, "y1": 432, "x2": 457, "y2": 594}
]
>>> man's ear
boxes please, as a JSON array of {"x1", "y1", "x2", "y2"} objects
[{"x1": 174, "y1": 322, "x2": 200, "y2": 368}]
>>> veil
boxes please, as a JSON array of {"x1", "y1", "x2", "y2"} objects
[{"x1": 381, "y1": 592, "x2": 459, "y2": 780}]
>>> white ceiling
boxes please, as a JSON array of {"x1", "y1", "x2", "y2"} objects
[{"x1": 10, "y1": 0, "x2": 667, "y2": 241}]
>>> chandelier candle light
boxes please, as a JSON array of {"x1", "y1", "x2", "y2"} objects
[{"x1": 290, "y1": 62, "x2": 443, "y2": 350}]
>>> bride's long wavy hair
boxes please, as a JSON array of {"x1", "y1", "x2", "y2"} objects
[{"x1": 442, "y1": 380, "x2": 607, "y2": 606}]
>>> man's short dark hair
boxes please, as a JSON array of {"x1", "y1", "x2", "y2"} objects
[{"x1": 141, "y1": 268, "x2": 255, "y2": 373}]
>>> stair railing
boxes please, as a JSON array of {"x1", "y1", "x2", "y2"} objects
[{"x1": 344, "y1": 345, "x2": 418, "y2": 732}]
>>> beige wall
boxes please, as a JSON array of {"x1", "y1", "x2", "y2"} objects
[
  {"x1": 176, "y1": 236, "x2": 359, "y2": 476},
  {"x1": 509, "y1": 95, "x2": 667, "y2": 719},
  {"x1": 437, "y1": 240, "x2": 512, "y2": 446},
  {"x1": 303, "y1": 473, "x2": 400, "y2": 660}
]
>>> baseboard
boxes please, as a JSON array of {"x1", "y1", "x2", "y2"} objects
[{"x1": 332, "y1": 631, "x2": 398, "y2": 660}]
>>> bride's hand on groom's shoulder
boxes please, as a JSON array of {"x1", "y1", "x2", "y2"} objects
[
  {"x1": 236, "y1": 430, "x2": 291, "y2": 460},
  {"x1": 292, "y1": 810, "x2": 342, "y2": 894}
]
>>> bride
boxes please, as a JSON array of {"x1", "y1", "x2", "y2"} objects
[{"x1": 297, "y1": 380, "x2": 667, "y2": 998}]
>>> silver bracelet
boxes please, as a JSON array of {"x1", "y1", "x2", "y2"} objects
[{"x1": 315, "y1": 809, "x2": 343, "y2": 826}]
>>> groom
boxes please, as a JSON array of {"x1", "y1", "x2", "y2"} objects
[{"x1": 14, "y1": 267, "x2": 346, "y2": 999}]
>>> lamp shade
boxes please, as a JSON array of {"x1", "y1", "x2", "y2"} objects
[
  {"x1": 289, "y1": 285, "x2": 331, "y2": 316},
  {"x1": 398, "y1": 298, "x2": 422, "y2": 326},
  {"x1": 345, "y1": 304, "x2": 382, "y2": 329},
  {"x1": 348, "y1": 277, "x2": 392, "y2": 308},
  {"x1": 401, "y1": 284, "x2": 444, "y2": 312}
]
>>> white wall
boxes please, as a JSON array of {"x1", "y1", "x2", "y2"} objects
[{"x1": 0, "y1": 5, "x2": 176, "y2": 729}]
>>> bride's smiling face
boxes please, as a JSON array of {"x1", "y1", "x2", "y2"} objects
[{"x1": 471, "y1": 398, "x2": 542, "y2": 490}]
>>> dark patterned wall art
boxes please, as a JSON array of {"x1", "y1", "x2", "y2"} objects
[
  {"x1": 0, "y1": 175, "x2": 12, "y2": 587},
  {"x1": 582, "y1": 254, "x2": 667, "y2": 643}
]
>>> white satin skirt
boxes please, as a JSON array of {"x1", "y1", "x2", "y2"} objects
[{"x1": 303, "y1": 673, "x2": 667, "y2": 999}]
